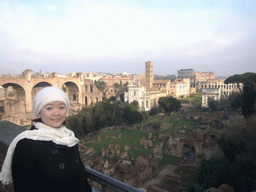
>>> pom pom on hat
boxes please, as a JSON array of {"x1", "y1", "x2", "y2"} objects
[{"x1": 33, "y1": 86, "x2": 70, "y2": 117}]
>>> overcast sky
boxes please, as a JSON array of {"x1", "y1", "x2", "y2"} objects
[{"x1": 0, "y1": 0, "x2": 255, "y2": 76}]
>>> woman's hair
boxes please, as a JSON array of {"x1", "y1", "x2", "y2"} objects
[{"x1": 32, "y1": 118, "x2": 68, "y2": 126}]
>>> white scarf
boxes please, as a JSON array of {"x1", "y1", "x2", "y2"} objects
[{"x1": 0, "y1": 122, "x2": 79, "y2": 185}]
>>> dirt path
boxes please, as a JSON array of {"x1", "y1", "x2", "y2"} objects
[{"x1": 140, "y1": 164, "x2": 177, "y2": 190}]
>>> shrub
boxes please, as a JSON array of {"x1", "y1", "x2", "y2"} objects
[
  {"x1": 67, "y1": 116, "x2": 83, "y2": 138},
  {"x1": 149, "y1": 107, "x2": 159, "y2": 116},
  {"x1": 152, "y1": 120, "x2": 162, "y2": 130}
]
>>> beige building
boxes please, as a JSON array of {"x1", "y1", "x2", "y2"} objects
[
  {"x1": 101, "y1": 75, "x2": 133, "y2": 86},
  {"x1": 169, "y1": 78, "x2": 190, "y2": 99},
  {"x1": 200, "y1": 79, "x2": 242, "y2": 107},
  {"x1": 124, "y1": 81, "x2": 167, "y2": 111},
  {"x1": 125, "y1": 62, "x2": 197, "y2": 111},
  {"x1": 85, "y1": 72, "x2": 103, "y2": 82},
  {"x1": 199, "y1": 79, "x2": 242, "y2": 96},
  {"x1": 133, "y1": 74, "x2": 146, "y2": 85},
  {"x1": 177, "y1": 69, "x2": 196, "y2": 79},
  {"x1": 126, "y1": 61, "x2": 187, "y2": 111},
  {"x1": 195, "y1": 72, "x2": 215, "y2": 82}
]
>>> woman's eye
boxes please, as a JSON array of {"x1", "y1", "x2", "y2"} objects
[
  {"x1": 60, "y1": 106, "x2": 66, "y2": 110},
  {"x1": 46, "y1": 107, "x2": 52, "y2": 110}
]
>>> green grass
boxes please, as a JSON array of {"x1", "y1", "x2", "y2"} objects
[
  {"x1": 82, "y1": 111, "x2": 200, "y2": 168},
  {"x1": 134, "y1": 116, "x2": 160, "y2": 126},
  {"x1": 179, "y1": 93, "x2": 202, "y2": 105},
  {"x1": 83, "y1": 128, "x2": 149, "y2": 154},
  {"x1": 127, "y1": 148, "x2": 153, "y2": 159},
  {"x1": 82, "y1": 127, "x2": 181, "y2": 167},
  {"x1": 167, "y1": 116, "x2": 197, "y2": 128},
  {"x1": 159, "y1": 153, "x2": 182, "y2": 166}
]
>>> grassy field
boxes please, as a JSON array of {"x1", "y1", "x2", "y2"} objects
[
  {"x1": 82, "y1": 126, "x2": 182, "y2": 165},
  {"x1": 81, "y1": 113, "x2": 200, "y2": 167},
  {"x1": 179, "y1": 93, "x2": 202, "y2": 105},
  {"x1": 83, "y1": 128, "x2": 153, "y2": 156}
]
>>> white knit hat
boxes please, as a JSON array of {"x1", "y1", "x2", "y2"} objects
[{"x1": 33, "y1": 86, "x2": 70, "y2": 117}]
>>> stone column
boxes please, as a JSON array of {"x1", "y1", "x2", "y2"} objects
[{"x1": 25, "y1": 87, "x2": 33, "y2": 113}]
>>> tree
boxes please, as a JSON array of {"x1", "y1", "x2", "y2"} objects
[
  {"x1": 123, "y1": 103, "x2": 143, "y2": 125},
  {"x1": 94, "y1": 80, "x2": 106, "y2": 92},
  {"x1": 109, "y1": 96, "x2": 117, "y2": 102},
  {"x1": 67, "y1": 116, "x2": 83, "y2": 138},
  {"x1": 188, "y1": 116, "x2": 256, "y2": 192},
  {"x1": 217, "y1": 118, "x2": 256, "y2": 166},
  {"x1": 131, "y1": 100, "x2": 139, "y2": 111},
  {"x1": 208, "y1": 98, "x2": 219, "y2": 111},
  {"x1": 149, "y1": 107, "x2": 159, "y2": 116},
  {"x1": 78, "y1": 110, "x2": 94, "y2": 134},
  {"x1": 224, "y1": 73, "x2": 256, "y2": 120},
  {"x1": 124, "y1": 110, "x2": 143, "y2": 125},
  {"x1": 228, "y1": 92, "x2": 242, "y2": 111},
  {"x1": 158, "y1": 96, "x2": 181, "y2": 113},
  {"x1": 152, "y1": 120, "x2": 162, "y2": 130},
  {"x1": 113, "y1": 83, "x2": 122, "y2": 89}
]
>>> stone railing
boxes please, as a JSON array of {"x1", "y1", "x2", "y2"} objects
[{"x1": 0, "y1": 121, "x2": 142, "y2": 192}]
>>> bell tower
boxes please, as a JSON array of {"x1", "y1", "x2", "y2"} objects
[{"x1": 145, "y1": 61, "x2": 153, "y2": 88}]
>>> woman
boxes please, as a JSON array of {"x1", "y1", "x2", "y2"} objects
[{"x1": 0, "y1": 86, "x2": 92, "y2": 192}]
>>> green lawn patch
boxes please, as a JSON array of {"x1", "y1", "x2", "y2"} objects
[
  {"x1": 134, "y1": 116, "x2": 160, "y2": 126},
  {"x1": 159, "y1": 154, "x2": 182, "y2": 166},
  {"x1": 127, "y1": 148, "x2": 153, "y2": 159},
  {"x1": 166, "y1": 116, "x2": 197, "y2": 128}
]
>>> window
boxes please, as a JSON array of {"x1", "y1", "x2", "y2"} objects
[{"x1": 134, "y1": 91, "x2": 136, "y2": 96}]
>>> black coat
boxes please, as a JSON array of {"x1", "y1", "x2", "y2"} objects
[{"x1": 11, "y1": 126, "x2": 92, "y2": 192}]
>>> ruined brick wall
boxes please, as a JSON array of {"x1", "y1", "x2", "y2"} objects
[
  {"x1": 177, "y1": 164, "x2": 199, "y2": 173},
  {"x1": 164, "y1": 173, "x2": 182, "y2": 183}
]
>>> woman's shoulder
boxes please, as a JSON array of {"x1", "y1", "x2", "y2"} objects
[
  {"x1": 16, "y1": 138, "x2": 78, "y2": 150},
  {"x1": 16, "y1": 138, "x2": 41, "y2": 149}
]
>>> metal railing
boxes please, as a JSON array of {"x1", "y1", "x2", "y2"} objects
[{"x1": 84, "y1": 166, "x2": 142, "y2": 192}]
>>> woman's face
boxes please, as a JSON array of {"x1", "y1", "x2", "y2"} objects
[{"x1": 39, "y1": 101, "x2": 67, "y2": 128}]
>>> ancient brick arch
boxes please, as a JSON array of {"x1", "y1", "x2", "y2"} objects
[
  {"x1": 203, "y1": 131, "x2": 218, "y2": 143},
  {"x1": 0, "y1": 83, "x2": 26, "y2": 116},
  {"x1": 175, "y1": 139, "x2": 203, "y2": 162},
  {"x1": 62, "y1": 81, "x2": 80, "y2": 91},
  {"x1": 1, "y1": 83, "x2": 26, "y2": 97},
  {"x1": 62, "y1": 81, "x2": 80, "y2": 104},
  {"x1": 0, "y1": 71, "x2": 103, "y2": 114}
]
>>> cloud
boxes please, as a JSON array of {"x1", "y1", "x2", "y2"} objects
[
  {"x1": 45, "y1": 5, "x2": 56, "y2": 11},
  {"x1": 0, "y1": 0, "x2": 255, "y2": 76},
  {"x1": 1, "y1": 1, "x2": 229, "y2": 56}
]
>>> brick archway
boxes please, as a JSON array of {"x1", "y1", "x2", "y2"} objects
[
  {"x1": 175, "y1": 139, "x2": 203, "y2": 162},
  {"x1": 0, "y1": 72, "x2": 102, "y2": 114},
  {"x1": 1, "y1": 83, "x2": 26, "y2": 115},
  {"x1": 62, "y1": 81, "x2": 80, "y2": 104}
]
